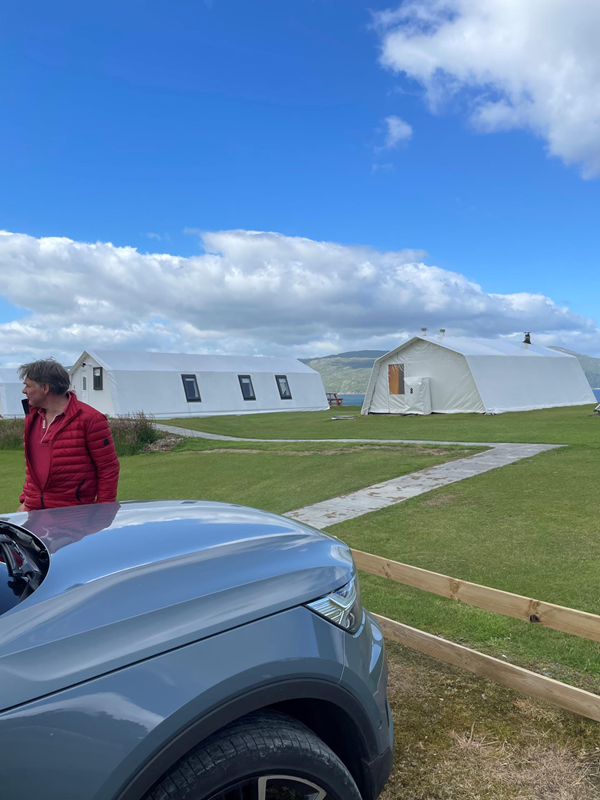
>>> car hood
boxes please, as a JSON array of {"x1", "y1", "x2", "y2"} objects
[{"x1": 0, "y1": 501, "x2": 353, "y2": 711}]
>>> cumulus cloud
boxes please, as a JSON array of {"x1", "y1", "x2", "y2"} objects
[
  {"x1": 384, "y1": 115, "x2": 413, "y2": 147},
  {"x1": 0, "y1": 228, "x2": 597, "y2": 366},
  {"x1": 374, "y1": 0, "x2": 600, "y2": 177}
]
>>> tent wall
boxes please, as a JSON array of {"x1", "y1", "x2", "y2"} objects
[
  {"x1": 364, "y1": 339, "x2": 484, "y2": 414},
  {"x1": 0, "y1": 370, "x2": 25, "y2": 418},
  {"x1": 70, "y1": 357, "x2": 115, "y2": 416},
  {"x1": 467, "y1": 354, "x2": 596, "y2": 413},
  {"x1": 109, "y1": 369, "x2": 327, "y2": 417}
]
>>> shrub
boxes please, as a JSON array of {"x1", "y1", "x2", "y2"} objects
[
  {"x1": 0, "y1": 412, "x2": 160, "y2": 456},
  {"x1": 109, "y1": 412, "x2": 161, "y2": 456},
  {"x1": 0, "y1": 418, "x2": 24, "y2": 450}
]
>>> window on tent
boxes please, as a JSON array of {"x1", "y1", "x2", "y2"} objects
[
  {"x1": 388, "y1": 364, "x2": 405, "y2": 395},
  {"x1": 238, "y1": 375, "x2": 256, "y2": 401},
  {"x1": 275, "y1": 375, "x2": 292, "y2": 400},
  {"x1": 181, "y1": 374, "x2": 201, "y2": 402}
]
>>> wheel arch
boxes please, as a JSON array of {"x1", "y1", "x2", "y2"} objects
[{"x1": 114, "y1": 679, "x2": 379, "y2": 800}]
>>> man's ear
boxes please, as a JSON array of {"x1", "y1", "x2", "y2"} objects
[{"x1": 42, "y1": 384, "x2": 51, "y2": 396}]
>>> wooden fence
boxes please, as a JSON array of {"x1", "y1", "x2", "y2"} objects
[{"x1": 351, "y1": 549, "x2": 600, "y2": 723}]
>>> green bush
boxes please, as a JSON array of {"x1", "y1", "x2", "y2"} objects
[
  {"x1": 0, "y1": 418, "x2": 24, "y2": 450},
  {"x1": 109, "y1": 412, "x2": 161, "y2": 456}
]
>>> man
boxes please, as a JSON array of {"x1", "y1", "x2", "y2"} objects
[{"x1": 17, "y1": 359, "x2": 120, "y2": 511}]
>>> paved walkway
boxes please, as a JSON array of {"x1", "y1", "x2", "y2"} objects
[
  {"x1": 285, "y1": 443, "x2": 559, "y2": 529},
  {"x1": 156, "y1": 423, "x2": 561, "y2": 530}
]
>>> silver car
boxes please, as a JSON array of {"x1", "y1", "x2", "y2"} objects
[{"x1": 0, "y1": 501, "x2": 393, "y2": 800}]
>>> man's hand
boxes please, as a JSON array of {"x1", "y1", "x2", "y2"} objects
[{"x1": 17, "y1": 503, "x2": 27, "y2": 512}]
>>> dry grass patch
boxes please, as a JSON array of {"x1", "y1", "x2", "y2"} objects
[
  {"x1": 419, "y1": 492, "x2": 458, "y2": 508},
  {"x1": 382, "y1": 641, "x2": 600, "y2": 800}
]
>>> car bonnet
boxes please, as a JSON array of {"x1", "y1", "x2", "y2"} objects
[{"x1": 0, "y1": 501, "x2": 353, "y2": 710}]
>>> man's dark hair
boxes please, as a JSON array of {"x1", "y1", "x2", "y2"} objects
[{"x1": 19, "y1": 359, "x2": 71, "y2": 396}]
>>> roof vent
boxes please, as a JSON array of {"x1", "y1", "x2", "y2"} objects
[
  {"x1": 439, "y1": 328, "x2": 446, "y2": 337},
  {"x1": 523, "y1": 332, "x2": 531, "y2": 345},
  {"x1": 421, "y1": 327, "x2": 427, "y2": 336}
]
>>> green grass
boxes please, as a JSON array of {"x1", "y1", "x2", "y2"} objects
[
  {"x1": 0, "y1": 439, "x2": 477, "y2": 516},
  {"x1": 329, "y1": 444, "x2": 600, "y2": 683},
  {"x1": 165, "y1": 403, "x2": 600, "y2": 446}
]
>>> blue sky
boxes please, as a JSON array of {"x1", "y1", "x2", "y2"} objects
[{"x1": 0, "y1": 0, "x2": 599, "y2": 362}]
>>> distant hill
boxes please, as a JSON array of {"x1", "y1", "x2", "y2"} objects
[
  {"x1": 300, "y1": 351, "x2": 385, "y2": 393},
  {"x1": 302, "y1": 346, "x2": 600, "y2": 393}
]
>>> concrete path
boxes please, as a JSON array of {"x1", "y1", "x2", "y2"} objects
[
  {"x1": 284, "y1": 443, "x2": 559, "y2": 529},
  {"x1": 155, "y1": 423, "x2": 561, "y2": 530}
]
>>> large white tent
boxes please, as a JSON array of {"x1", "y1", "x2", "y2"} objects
[
  {"x1": 362, "y1": 335, "x2": 596, "y2": 415},
  {"x1": 69, "y1": 350, "x2": 328, "y2": 418},
  {"x1": 0, "y1": 369, "x2": 25, "y2": 418}
]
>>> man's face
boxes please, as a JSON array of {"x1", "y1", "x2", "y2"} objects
[{"x1": 22, "y1": 377, "x2": 49, "y2": 408}]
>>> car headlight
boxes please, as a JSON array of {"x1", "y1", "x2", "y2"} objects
[{"x1": 306, "y1": 574, "x2": 363, "y2": 634}]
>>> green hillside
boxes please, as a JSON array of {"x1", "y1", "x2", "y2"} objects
[
  {"x1": 300, "y1": 352, "x2": 385, "y2": 392},
  {"x1": 303, "y1": 347, "x2": 600, "y2": 392}
]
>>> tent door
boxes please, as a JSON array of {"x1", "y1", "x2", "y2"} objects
[{"x1": 404, "y1": 377, "x2": 432, "y2": 415}]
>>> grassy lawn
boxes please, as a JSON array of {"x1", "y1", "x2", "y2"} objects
[
  {"x1": 165, "y1": 403, "x2": 600, "y2": 445},
  {"x1": 330, "y1": 444, "x2": 600, "y2": 683},
  {"x1": 0, "y1": 439, "x2": 477, "y2": 516}
]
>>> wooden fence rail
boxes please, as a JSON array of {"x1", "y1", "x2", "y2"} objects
[
  {"x1": 352, "y1": 549, "x2": 600, "y2": 643},
  {"x1": 351, "y1": 549, "x2": 600, "y2": 723},
  {"x1": 375, "y1": 615, "x2": 600, "y2": 723}
]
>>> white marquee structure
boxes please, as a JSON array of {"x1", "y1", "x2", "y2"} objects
[
  {"x1": 69, "y1": 350, "x2": 328, "y2": 418},
  {"x1": 362, "y1": 335, "x2": 595, "y2": 415},
  {"x1": 0, "y1": 369, "x2": 24, "y2": 418}
]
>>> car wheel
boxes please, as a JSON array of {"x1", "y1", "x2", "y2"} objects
[{"x1": 146, "y1": 710, "x2": 363, "y2": 800}]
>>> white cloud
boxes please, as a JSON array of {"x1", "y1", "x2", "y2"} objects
[
  {"x1": 384, "y1": 115, "x2": 413, "y2": 147},
  {"x1": 0, "y1": 228, "x2": 597, "y2": 366},
  {"x1": 145, "y1": 232, "x2": 162, "y2": 241},
  {"x1": 374, "y1": 0, "x2": 600, "y2": 177}
]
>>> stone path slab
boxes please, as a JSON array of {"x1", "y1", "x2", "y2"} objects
[
  {"x1": 284, "y1": 443, "x2": 560, "y2": 529},
  {"x1": 155, "y1": 423, "x2": 561, "y2": 531}
]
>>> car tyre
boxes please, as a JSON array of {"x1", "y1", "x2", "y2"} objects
[{"x1": 146, "y1": 710, "x2": 363, "y2": 800}]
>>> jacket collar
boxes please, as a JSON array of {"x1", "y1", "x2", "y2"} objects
[{"x1": 27, "y1": 391, "x2": 81, "y2": 423}]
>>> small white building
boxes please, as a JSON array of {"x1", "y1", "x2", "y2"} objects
[
  {"x1": 362, "y1": 334, "x2": 596, "y2": 415},
  {"x1": 69, "y1": 350, "x2": 328, "y2": 418},
  {"x1": 0, "y1": 369, "x2": 25, "y2": 418}
]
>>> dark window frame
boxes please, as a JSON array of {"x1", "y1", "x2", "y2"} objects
[
  {"x1": 238, "y1": 375, "x2": 256, "y2": 401},
  {"x1": 93, "y1": 367, "x2": 103, "y2": 391},
  {"x1": 181, "y1": 374, "x2": 201, "y2": 402},
  {"x1": 275, "y1": 374, "x2": 292, "y2": 400}
]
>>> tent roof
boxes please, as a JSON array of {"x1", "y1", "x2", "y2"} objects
[
  {"x1": 73, "y1": 350, "x2": 318, "y2": 375},
  {"x1": 378, "y1": 335, "x2": 576, "y2": 362}
]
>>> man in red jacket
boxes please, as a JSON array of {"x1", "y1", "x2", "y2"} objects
[{"x1": 17, "y1": 359, "x2": 120, "y2": 511}]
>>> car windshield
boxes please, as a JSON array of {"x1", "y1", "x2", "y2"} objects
[{"x1": 0, "y1": 524, "x2": 49, "y2": 616}]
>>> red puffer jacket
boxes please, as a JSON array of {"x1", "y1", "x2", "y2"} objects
[{"x1": 20, "y1": 394, "x2": 120, "y2": 510}]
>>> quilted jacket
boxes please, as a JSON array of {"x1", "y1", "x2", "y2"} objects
[{"x1": 20, "y1": 393, "x2": 120, "y2": 510}]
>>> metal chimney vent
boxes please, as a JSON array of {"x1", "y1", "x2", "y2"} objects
[
  {"x1": 523, "y1": 332, "x2": 531, "y2": 344},
  {"x1": 421, "y1": 327, "x2": 427, "y2": 336}
]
